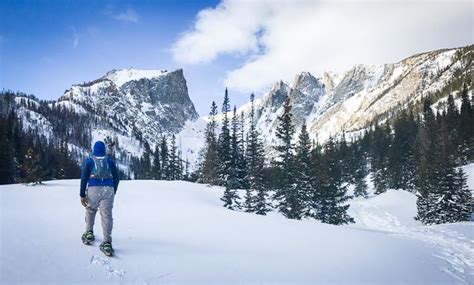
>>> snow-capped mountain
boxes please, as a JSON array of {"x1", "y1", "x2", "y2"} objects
[
  {"x1": 8, "y1": 45, "x2": 472, "y2": 170},
  {"x1": 9, "y1": 68, "x2": 206, "y2": 173},
  {"x1": 60, "y1": 68, "x2": 199, "y2": 136},
  {"x1": 224, "y1": 45, "x2": 471, "y2": 155}
]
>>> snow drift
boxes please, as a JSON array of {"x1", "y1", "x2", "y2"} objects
[{"x1": 1, "y1": 179, "x2": 472, "y2": 284}]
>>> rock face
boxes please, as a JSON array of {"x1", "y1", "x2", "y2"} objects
[
  {"x1": 11, "y1": 68, "x2": 203, "y2": 172},
  {"x1": 225, "y1": 45, "x2": 471, "y2": 155},
  {"x1": 9, "y1": 45, "x2": 472, "y2": 170},
  {"x1": 60, "y1": 68, "x2": 199, "y2": 142}
]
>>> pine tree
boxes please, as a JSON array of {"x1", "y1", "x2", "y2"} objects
[
  {"x1": 227, "y1": 106, "x2": 244, "y2": 189},
  {"x1": 274, "y1": 97, "x2": 301, "y2": 219},
  {"x1": 459, "y1": 84, "x2": 472, "y2": 163},
  {"x1": 200, "y1": 101, "x2": 219, "y2": 184},
  {"x1": 169, "y1": 135, "x2": 178, "y2": 180},
  {"x1": 237, "y1": 111, "x2": 249, "y2": 189},
  {"x1": 0, "y1": 114, "x2": 16, "y2": 184},
  {"x1": 22, "y1": 147, "x2": 46, "y2": 184},
  {"x1": 221, "y1": 185, "x2": 241, "y2": 210},
  {"x1": 314, "y1": 138, "x2": 354, "y2": 225},
  {"x1": 221, "y1": 106, "x2": 243, "y2": 210},
  {"x1": 152, "y1": 144, "x2": 161, "y2": 179},
  {"x1": 160, "y1": 136, "x2": 169, "y2": 180},
  {"x1": 294, "y1": 123, "x2": 314, "y2": 217},
  {"x1": 217, "y1": 88, "x2": 232, "y2": 185},
  {"x1": 388, "y1": 110, "x2": 417, "y2": 192},
  {"x1": 370, "y1": 122, "x2": 391, "y2": 194},
  {"x1": 245, "y1": 94, "x2": 269, "y2": 214},
  {"x1": 338, "y1": 133, "x2": 352, "y2": 183},
  {"x1": 353, "y1": 142, "x2": 369, "y2": 198},
  {"x1": 308, "y1": 142, "x2": 323, "y2": 217},
  {"x1": 415, "y1": 99, "x2": 439, "y2": 223},
  {"x1": 141, "y1": 141, "x2": 152, "y2": 179},
  {"x1": 422, "y1": 116, "x2": 472, "y2": 224}
]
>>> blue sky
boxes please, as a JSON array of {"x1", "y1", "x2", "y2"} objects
[
  {"x1": 0, "y1": 0, "x2": 241, "y2": 115},
  {"x1": 1, "y1": 0, "x2": 472, "y2": 115}
]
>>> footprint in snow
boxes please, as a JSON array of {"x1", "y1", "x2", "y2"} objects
[{"x1": 90, "y1": 254, "x2": 126, "y2": 279}]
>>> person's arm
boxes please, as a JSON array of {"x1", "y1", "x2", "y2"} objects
[
  {"x1": 80, "y1": 159, "x2": 92, "y2": 197},
  {"x1": 110, "y1": 159, "x2": 120, "y2": 194}
]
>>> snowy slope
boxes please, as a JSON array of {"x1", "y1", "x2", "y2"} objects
[
  {"x1": 198, "y1": 45, "x2": 472, "y2": 158},
  {"x1": 1, "y1": 180, "x2": 472, "y2": 284},
  {"x1": 9, "y1": 46, "x2": 471, "y2": 168}
]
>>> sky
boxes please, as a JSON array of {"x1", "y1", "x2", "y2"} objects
[{"x1": 1, "y1": 0, "x2": 472, "y2": 116}]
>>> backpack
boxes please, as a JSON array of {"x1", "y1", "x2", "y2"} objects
[{"x1": 90, "y1": 156, "x2": 113, "y2": 180}]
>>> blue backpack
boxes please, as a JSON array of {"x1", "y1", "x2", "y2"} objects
[{"x1": 90, "y1": 156, "x2": 113, "y2": 180}]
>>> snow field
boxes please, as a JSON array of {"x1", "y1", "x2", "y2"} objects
[{"x1": 1, "y1": 178, "x2": 472, "y2": 284}]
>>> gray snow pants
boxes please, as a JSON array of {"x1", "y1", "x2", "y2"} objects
[{"x1": 85, "y1": 186, "x2": 115, "y2": 243}]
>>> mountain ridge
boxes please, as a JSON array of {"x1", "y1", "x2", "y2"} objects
[{"x1": 3, "y1": 44, "x2": 472, "y2": 173}]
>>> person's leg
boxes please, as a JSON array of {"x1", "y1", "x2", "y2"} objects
[
  {"x1": 99, "y1": 186, "x2": 115, "y2": 243},
  {"x1": 85, "y1": 186, "x2": 101, "y2": 232}
]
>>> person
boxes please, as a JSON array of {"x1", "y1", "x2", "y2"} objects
[{"x1": 80, "y1": 141, "x2": 120, "y2": 256}]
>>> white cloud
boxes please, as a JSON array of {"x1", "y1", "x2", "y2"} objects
[
  {"x1": 172, "y1": 1, "x2": 270, "y2": 64},
  {"x1": 113, "y1": 8, "x2": 139, "y2": 23},
  {"x1": 172, "y1": 0, "x2": 473, "y2": 93}
]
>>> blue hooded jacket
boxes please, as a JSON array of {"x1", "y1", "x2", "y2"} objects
[{"x1": 80, "y1": 141, "x2": 120, "y2": 197}]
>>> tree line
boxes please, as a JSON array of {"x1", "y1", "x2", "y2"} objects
[
  {"x1": 199, "y1": 85, "x2": 473, "y2": 225},
  {"x1": 130, "y1": 135, "x2": 192, "y2": 181},
  {"x1": 0, "y1": 92, "x2": 80, "y2": 184}
]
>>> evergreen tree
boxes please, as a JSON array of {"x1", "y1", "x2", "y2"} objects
[
  {"x1": 353, "y1": 142, "x2": 369, "y2": 198},
  {"x1": 140, "y1": 141, "x2": 152, "y2": 179},
  {"x1": 338, "y1": 133, "x2": 352, "y2": 183},
  {"x1": 160, "y1": 136, "x2": 169, "y2": 180},
  {"x1": 169, "y1": 135, "x2": 178, "y2": 180},
  {"x1": 308, "y1": 142, "x2": 323, "y2": 217},
  {"x1": 294, "y1": 123, "x2": 314, "y2": 217},
  {"x1": 56, "y1": 140, "x2": 80, "y2": 179},
  {"x1": 227, "y1": 106, "x2": 245, "y2": 189},
  {"x1": 221, "y1": 106, "x2": 243, "y2": 210},
  {"x1": 200, "y1": 101, "x2": 219, "y2": 184},
  {"x1": 459, "y1": 84, "x2": 472, "y2": 163},
  {"x1": 245, "y1": 94, "x2": 269, "y2": 214},
  {"x1": 152, "y1": 144, "x2": 161, "y2": 179},
  {"x1": 0, "y1": 116, "x2": 15, "y2": 184},
  {"x1": 370, "y1": 122, "x2": 391, "y2": 194},
  {"x1": 217, "y1": 88, "x2": 232, "y2": 185},
  {"x1": 314, "y1": 138, "x2": 354, "y2": 225},
  {"x1": 415, "y1": 99, "x2": 440, "y2": 222},
  {"x1": 418, "y1": 115, "x2": 472, "y2": 224},
  {"x1": 388, "y1": 110, "x2": 418, "y2": 192},
  {"x1": 237, "y1": 111, "x2": 249, "y2": 189},
  {"x1": 22, "y1": 147, "x2": 46, "y2": 184},
  {"x1": 274, "y1": 97, "x2": 301, "y2": 219}
]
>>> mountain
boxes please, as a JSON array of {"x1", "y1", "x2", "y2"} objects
[
  {"x1": 3, "y1": 45, "x2": 472, "y2": 174},
  {"x1": 221, "y1": 45, "x2": 472, "y2": 156},
  {"x1": 3, "y1": 68, "x2": 205, "y2": 176},
  {"x1": 60, "y1": 68, "x2": 199, "y2": 140}
]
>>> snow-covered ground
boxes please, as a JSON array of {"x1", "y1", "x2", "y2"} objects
[{"x1": 1, "y1": 179, "x2": 473, "y2": 284}]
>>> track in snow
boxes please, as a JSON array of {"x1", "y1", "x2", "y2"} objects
[{"x1": 350, "y1": 193, "x2": 474, "y2": 284}]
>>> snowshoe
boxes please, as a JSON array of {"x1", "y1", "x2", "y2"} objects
[
  {"x1": 100, "y1": 241, "x2": 114, "y2": 257},
  {"x1": 81, "y1": 231, "x2": 95, "y2": 245}
]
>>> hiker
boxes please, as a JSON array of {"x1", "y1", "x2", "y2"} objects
[{"x1": 80, "y1": 141, "x2": 120, "y2": 256}]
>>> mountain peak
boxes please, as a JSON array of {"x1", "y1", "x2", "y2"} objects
[{"x1": 104, "y1": 68, "x2": 172, "y2": 87}]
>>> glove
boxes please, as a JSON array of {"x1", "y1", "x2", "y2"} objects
[{"x1": 81, "y1": 197, "x2": 89, "y2": 207}]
